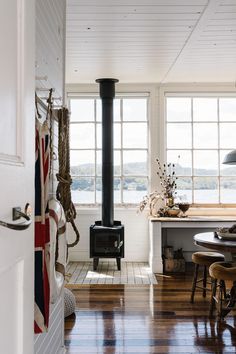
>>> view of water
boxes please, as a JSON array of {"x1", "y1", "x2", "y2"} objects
[
  {"x1": 72, "y1": 190, "x2": 146, "y2": 204},
  {"x1": 72, "y1": 189, "x2": 236, "y2": 205}
]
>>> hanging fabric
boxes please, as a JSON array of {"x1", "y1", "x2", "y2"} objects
[
  {"x1": 34, "y1": 91, "x2": 53, "y2": 333},
  {"x1": 56, "y1": 107, "x2": 80, "y2": 248}
]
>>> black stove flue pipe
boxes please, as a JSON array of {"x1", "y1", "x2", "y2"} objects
[{"x1": 96, "y1": 78, "x2": 119, "y2": 227}]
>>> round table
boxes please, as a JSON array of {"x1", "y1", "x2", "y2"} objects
[
  {"x1": 194, "y1": 232, "x2": 236, "y2": 258},
  {"x1": 194, "y1": 231, "x2": 236, "y2": 319}
]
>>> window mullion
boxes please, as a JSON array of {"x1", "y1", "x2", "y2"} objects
[
  {"x1": 94, "y1": 99, "x2": 97, "y2": 204},
  {"x1": 120, "y1": 99, "x2": 124, "y2": 204},
  {"x1": 191, "y1": 97, "x2": 194, "y2": 204},
  {"x1": 218, "y1": 98, "x2": 221, "y2": 204}
]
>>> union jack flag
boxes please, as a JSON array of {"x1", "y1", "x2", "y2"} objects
[{"x1": 34, "y1": 119, "x2": 50, "y2": 333}]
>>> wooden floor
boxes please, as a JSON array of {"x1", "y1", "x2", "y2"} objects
[
  {"x1": 65, "y1": 269, "x2": 236, "y2": 353},
  {"x1": 66, "y1": 261, "x2": 157, "y2": 285}
]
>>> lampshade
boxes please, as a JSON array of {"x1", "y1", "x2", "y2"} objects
[{"x1": 223, "y1": 150, "x2": 236, "y2": 165}]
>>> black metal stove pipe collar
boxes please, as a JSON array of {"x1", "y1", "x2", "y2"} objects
[{"x1": 95, "y1": 78, "x2": 119, "y2": 227}]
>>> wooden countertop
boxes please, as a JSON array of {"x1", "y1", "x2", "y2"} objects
[{"x1": 149, "y1": 216, "x2": 236, "y2": 222}]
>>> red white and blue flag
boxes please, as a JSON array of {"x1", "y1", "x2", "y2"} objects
[{"x1": 34, "y1": 119, "x2": 50, "y2": 333}]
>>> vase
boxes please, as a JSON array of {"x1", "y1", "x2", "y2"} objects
[{"x1": 165, "y1": 196, "x2": 174, "y2": 208}]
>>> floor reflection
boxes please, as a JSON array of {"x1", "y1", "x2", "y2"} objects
[
  {"x1": 194, "y1": 317, "x2": 236, "y2": 353},
  {"x1": 65, "y1": 274, "x2": 236, "y2": 353}
]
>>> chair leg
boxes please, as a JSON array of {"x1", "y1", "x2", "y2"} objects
[
  {"x1": 191, "y1": 264, "x2": 199, "y2": 303},
  {"x1": 219, "y1": 280, "x2": 224, "y2": 321},
  {"x1": 209, "y1": 278, "x2": 217, "y2": 317},
  {"x1": 222, "y1": 280, "x2": 227, "y2": 299},
  {"x1": 203, "y1": 265, "x2": 207, "y2": 298},
  {"x1": 220, "y1": 280, "x2": 236, "y2": 321}
]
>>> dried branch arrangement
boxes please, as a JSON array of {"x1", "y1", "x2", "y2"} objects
[
  {"x1": 138, "y1": 158, "x2": 179, "y2": 217},
  {"x1": 156, "y1": 158, "x2": 178, "y2": 200}
]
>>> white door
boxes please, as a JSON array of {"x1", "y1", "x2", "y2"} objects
[{"x1": 0, "y1": 1, "x2": 35, "y2": 353}]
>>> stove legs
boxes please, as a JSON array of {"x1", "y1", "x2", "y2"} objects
[
  {"x1": 92, "y1": 257, "x2": 121, "y2": 271},
  {"x1": 93, "y1": 257, "x2": 99, "y2": 270},
  {"x1": 116, "y1": 258, "x2": 121, "y2": 270}
]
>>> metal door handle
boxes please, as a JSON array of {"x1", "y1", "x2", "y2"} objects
[{"x1": 0, "y1": 204, "x2": 32, "y2": 231}]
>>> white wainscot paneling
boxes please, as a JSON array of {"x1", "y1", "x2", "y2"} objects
[
  {"x1": 34, "y1": 291, "x2": 65, "y2": 354},
  {"x1": 67, "y1": 208, "x2": 149, "y2": 262}
]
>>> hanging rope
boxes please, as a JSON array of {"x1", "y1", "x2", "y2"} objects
[{"x1": 56, "y1": 108, "x2": 80, "y2": 248}]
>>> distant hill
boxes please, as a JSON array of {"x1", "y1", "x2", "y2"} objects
[
  {"x1": 71, "y1": 162, "x2": 147, "y2": 176},
  {"x1": 70, "y1": 162, "x2": 236, "y2": 191}
]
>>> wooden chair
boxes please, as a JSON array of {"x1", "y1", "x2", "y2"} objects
[
  {"x1": 209, "y1": 261, "x2": 236, "y2": 320},
  {"x1": 190, "y1": 252, "x2": 225, "y2": 304}
]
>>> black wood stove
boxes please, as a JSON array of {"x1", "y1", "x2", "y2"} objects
[{"x1": 90, "y1": 78, "x2": 124, "y2": 271}]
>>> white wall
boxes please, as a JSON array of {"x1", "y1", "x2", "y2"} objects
[
  {"x1": 35, "y1": 0, "x2": 65, "y2": 101},
  {"x1": 67, "y1": 208, "x2": 149, "y2": 262},
  {"x1": 35, "y1": 0, "x2": 66, "y2": 353},
  {"x1": 66, "y1": 82, "x2": 236, "y2": 264}
]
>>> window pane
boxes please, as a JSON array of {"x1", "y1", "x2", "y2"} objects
[
  {"x1": 220, "y1": 98, "x2": 236, "y2": 121},
  {"x1": 114, "y1": 178, "x2": 121, "y2": 203},
  {"x1": 123, "y1": 123, "x2": 147, "y2": 148},
  {"x1": 70, "y1": 124, "x2": 95, "y2": 149},
  {"x1": 194, "y1": 177, "x2": 219, "y2": 203},
  {"x1": 123, "y1": 150, "x2": 147, "y2": 176},
  {"x1": 220, "y1": 123, "x2": 236, "y2": 149},
  {"x1": 114, "y1": 150, "x2": 121, "y2": 176},
  {"x1": 193, "y1": 98, "x2": 217, "y2": 121},
  {"x1": 167, "y1": 97, "x2": 191, "y2": 122},
  {"x1": 70, "y1": 150, "x2": 95, "y2": 176},
  {"x1": 114, "y1": 99, "x2": 121, "y2": 122},
  {"x1": 95, "y1": 177, "x2": 102, "y2": 203},
  {"x1": 123, "y1": 98, "x2": 147, "y2": 121},
  {"x1": 176, "y1": 177, "x2": 192, "y2": 203},
  {"x1": 96, "y1": 150, "x2": 102, "y2": 176},
  {"x1": 220, "y1": 177, "x2": 236, "y2": 203},
  {"x1": 114, "y1": 123, "x2": 121, "y2": 149},
  {"x1": 167, "y1": 150, "x2": 192, "y2": 176},
  {"x1": 193, "y1": 123, "x2": 218, "y2": 148},
  {"x1": 193, "y1": 150, "x2": 218, "y2": 176},
  {"x1": 71, "y1": 177, "x2": 95, "y2": 204},
  {"x1": 96, "y1": 123, "x2": 101, "y2": 149},
  {"x1": 70, "y1": 99, "x2": 94, "y2": 122},
  {"x1": 96, "y1": 99, "x2": 101, "y2": 122},
  {"x1": 123, "y1": 177, "x2": 148, "y2": 203},
  {"x1": 167, "y1": 123, "x2": 191, "y2": 148},
  {"x1": 220, "y1": 150, "x2": 236, "y2": 176}
]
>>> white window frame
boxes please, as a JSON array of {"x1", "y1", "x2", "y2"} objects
[
  {"x1": 165, "y1": 92, "x2": 236, "y2": 207},
  {"x1": 68, "y1": 93, "x2": 150, "y2": 207}
]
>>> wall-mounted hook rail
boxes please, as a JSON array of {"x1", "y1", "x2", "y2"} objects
[
  {"x1": 40, "y1": 96, "x2": 62, "y2": 101},
  {"x1": 36, "y1": 87, "x2": 55, "y2": 92},
  {"x1": 36, "y1": 75, "x2": 48, "y2": 81}
]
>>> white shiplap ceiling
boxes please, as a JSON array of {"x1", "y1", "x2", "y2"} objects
[{"x1": 66, "y1": 0, "x2": 236, "y2": 84}]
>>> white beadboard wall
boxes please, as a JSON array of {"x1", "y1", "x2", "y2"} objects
[
  {"x1": 36, "y1": 0, "x2": 65, "y2": 101},
  {"x1": 35, "y1": 1, "x2": 66, "y2": 353},
  {"x1": 34, "y1": 292, "x2": 65, "y2": 354}
]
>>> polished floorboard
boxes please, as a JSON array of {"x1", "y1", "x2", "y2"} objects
[
  {"x1": 65, "y1": 270, "x2": 236, "y2": 353},
  {"x1": 66, "y1": 261, "x2": 157, "y2": 285}
]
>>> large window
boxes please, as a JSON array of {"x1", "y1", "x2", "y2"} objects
[
  {"x1": 69, "y1": 95, "x2": 149, "y2": 205},
  {"x1": 166, "y1": 96, "x2": 236, "y2": 205}
]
